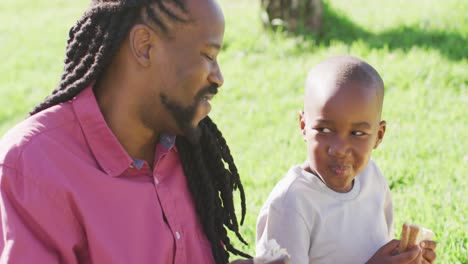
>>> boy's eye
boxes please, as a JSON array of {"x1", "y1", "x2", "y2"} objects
[
  {"x1": 351, "y1": 131, "x2": 366, "y2": 136},
  {"x1": 315, "y1": 127, "x2": 332, "y2": 133}
]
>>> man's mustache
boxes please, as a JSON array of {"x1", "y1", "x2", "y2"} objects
[{"x1": 195, "y1": 84, "x2": 219, "y2": 101}]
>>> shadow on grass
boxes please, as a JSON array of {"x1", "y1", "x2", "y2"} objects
[{"x1": 289, "y1": 1, "x2": 467, "y2": 61}]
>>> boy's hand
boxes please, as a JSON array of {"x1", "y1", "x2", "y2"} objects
[
  {"x1": 366, "y1": 239, "x2": 437, "y2": 264},
  {"x1": 420, "y1": 240, "x2": 437, "y2": 263},
  {"x1": 366, "y1": 239, "x2": 422, "y2": 264}
]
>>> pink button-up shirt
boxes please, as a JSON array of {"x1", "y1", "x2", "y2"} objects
[{"x1": 0, "y1": 86, "x2": 215, "y2": 263}]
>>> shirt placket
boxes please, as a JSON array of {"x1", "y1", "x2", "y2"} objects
[{"x1": 153, "y1": 151, "x2": 186, "y2": 264}]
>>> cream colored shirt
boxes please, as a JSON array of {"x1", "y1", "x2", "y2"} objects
[{"x1": 256, "y1": 160, "x2": 393, "y2": 264}]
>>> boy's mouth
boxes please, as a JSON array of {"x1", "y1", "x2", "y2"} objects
[{"x1": 329, "y1": 164, "x2": 351, "y2": 176}]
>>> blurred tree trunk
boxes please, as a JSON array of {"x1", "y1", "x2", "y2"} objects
[{"x1": 261, "y1": 0, "x2": 323, "y2": 33}]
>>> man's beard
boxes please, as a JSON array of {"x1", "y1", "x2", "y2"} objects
[{"x1": 160, "y1": 84, "x2": 218, "y2": 144}]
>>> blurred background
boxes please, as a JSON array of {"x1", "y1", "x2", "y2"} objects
[{"x1": 0, "y1": 0, "x2": 466, "y2": 262}]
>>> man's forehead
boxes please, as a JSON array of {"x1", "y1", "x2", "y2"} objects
[
  {"x1": 146, "y1": 0, "x2": 224, "y2": 34},
  {"x1": 186, "y1": 0, "x2": 225, "y2": 25},
  {"x1": 179, "y1": 0, "x2": 225, "y2": 47},
  {"x1": 131, "y1": 2, "x2": 221, "y2": 48}
]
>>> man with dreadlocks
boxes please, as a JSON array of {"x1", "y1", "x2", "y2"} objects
[{"x1": 0, "y1": 0, "x2": 288, "y2": 263}]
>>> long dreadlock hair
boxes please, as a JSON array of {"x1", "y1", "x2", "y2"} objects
[{"x1": 30, "y1": 1, "x2": 250, "y2": 263}]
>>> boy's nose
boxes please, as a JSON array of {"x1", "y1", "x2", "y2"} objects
[{"x1": 328, "y1": 140, "x2": 350, "y2": 158}]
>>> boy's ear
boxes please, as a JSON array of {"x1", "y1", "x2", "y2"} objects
[
  {"x1": 129, "y1": 24, "x2": 154, "y2": 67},
  {"x1": 299, "y1": 110, "x2": 307, "y2": 140},
  {"x1": 374, "y1": 120, "x2": 386, "y2": 149}
]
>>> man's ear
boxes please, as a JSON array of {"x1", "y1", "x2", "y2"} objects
[
  {"x1": 374, "y1": 120, "x2": 386, "y2": 149},
  {"x1": 129, "y1": 24, "x2": 154, "y2": 67},
  {"x1": 299, "y1": 110, "x2": 307, "y2": 141}
]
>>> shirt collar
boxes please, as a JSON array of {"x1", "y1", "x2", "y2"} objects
[
  {"x1": 133, "y1": 133, "x2": 177, "y2": 170},
  {"x1": 72, "y1": 86, "x2": 178, "y2": 177},
  {"x1": 159, "y1": 132, "x2": 176, "y2": 150},
  {"x1": 72, "y1": 86, "x2": 133, "y2": 176},
  {"x1": 73, "y1": 86, "x2": 133, "y2": 177}
]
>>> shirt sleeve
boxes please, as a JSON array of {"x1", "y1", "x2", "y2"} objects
[
  {"x1": 256, "y1": 198, "x2": 311, "y2": 264},
  {"x1": 0, "y1": 165, "x2": 82, "y2": 263}
]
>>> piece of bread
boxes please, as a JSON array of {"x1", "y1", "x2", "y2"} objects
[{"x1": 399, "y1": 222, "x2": 435, "y2": 252}]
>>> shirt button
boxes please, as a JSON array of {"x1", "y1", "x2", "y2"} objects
[
  {"x1": 175, "y1": 231, "x2": 181, "y2": 240},
  {"x1": 129, "y1": 164, "x2": 134, "y2": 168},
  {"x1": 154, "y1": 178, "x2": 160, "y2": 184}
]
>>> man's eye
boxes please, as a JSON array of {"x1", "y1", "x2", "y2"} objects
[
  {"x1": 203, "y1": 53, "x2": 214, "y2": 61},
  {"x1": 316, "y1": 127, "x2": 332, "y2": 133}
]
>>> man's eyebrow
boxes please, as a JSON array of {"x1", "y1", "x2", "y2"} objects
[{"x1": 206, "y1": 42, "x2": 221, "y2": 50}]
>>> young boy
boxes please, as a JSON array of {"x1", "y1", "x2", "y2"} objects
[{"x1": 255, "y1": 55, "x2": 437, "y2": 264}]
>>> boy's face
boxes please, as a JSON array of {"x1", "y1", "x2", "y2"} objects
[{"x1": 300, "y1": 80, "x2": 386, "y2": 193}]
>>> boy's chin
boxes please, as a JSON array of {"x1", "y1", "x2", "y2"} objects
[{"x1": 324, "y1": 178, "x2": 355, "y2": 193}]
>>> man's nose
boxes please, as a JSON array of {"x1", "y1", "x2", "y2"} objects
[{"x1": 209, "y1": 63, "x2": 224, "y2": 88}]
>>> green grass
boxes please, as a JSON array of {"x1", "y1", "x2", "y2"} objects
[{"x1": 1, "y1": 0, "x2": 467, "y2": 262}]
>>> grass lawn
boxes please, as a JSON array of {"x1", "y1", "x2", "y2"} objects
[{"x1": 1, "y1": 0, "x2": 467, "y2": 262}]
